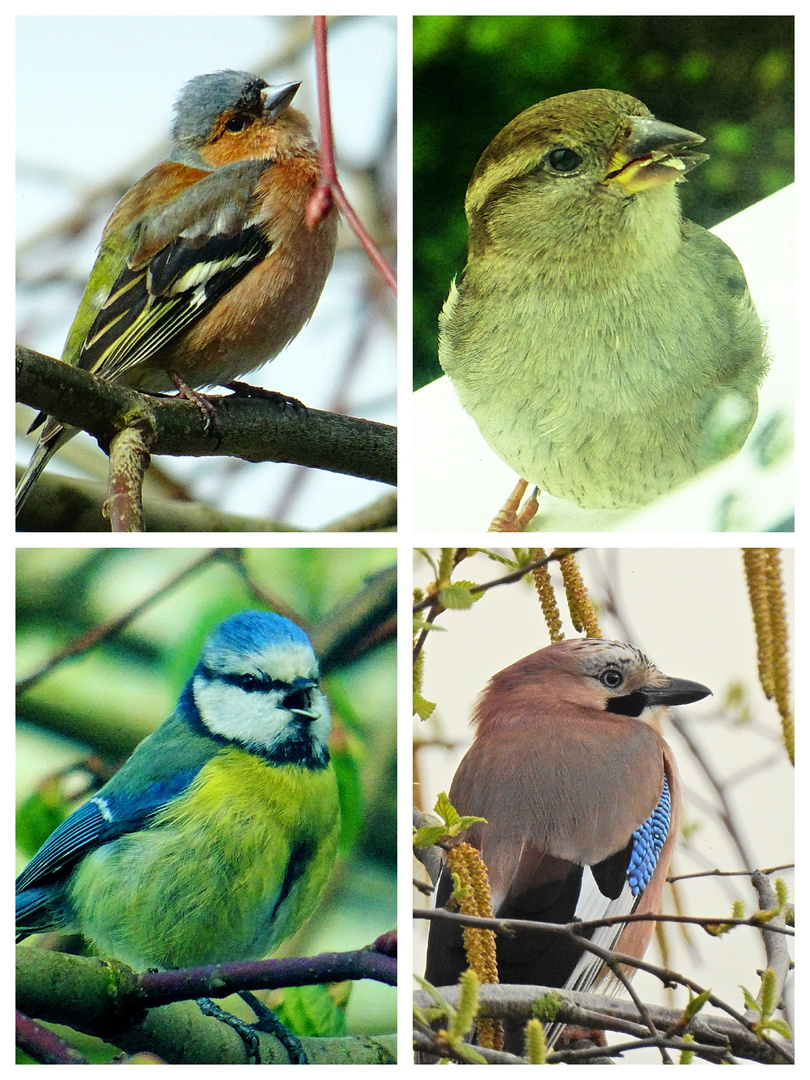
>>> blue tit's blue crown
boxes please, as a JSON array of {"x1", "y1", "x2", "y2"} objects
[
  {"x1": 201, "y1": 610, "x2": 316, "y2": 677},
  {"x1": 172, "y1": 70, "x2": 269, "y2": 151}
]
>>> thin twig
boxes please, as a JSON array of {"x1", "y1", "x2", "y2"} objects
[
  {"x1": 413, "y1": 548, "x2": 583, "y2": 614},
  {"x1": 311, "y1": 17, "x2": 396, "y2": 294}
]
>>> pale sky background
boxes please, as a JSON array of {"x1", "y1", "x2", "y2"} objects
[
  {"x1": 15, "y1": 15, "x2": 396, "y2": 529},
  {"x1": 413, "y1": 547, "x2": 795, "y2": 1061}
]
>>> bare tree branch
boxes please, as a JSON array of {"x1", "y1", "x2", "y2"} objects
[
  {"x1": 16, "y1": 347, "x2": 396, "y2": 487},
  {"x1": 414, "y1": 983, "x2": 792, "y2": 1064}
]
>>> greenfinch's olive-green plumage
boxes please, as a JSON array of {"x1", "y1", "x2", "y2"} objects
[{"x1": 439, "y1": 89, "x2": 769, "y2": 510}]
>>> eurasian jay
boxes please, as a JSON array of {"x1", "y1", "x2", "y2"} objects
[{"x1": 423, "y1": 638, "x2": 711, "y2": 1053}]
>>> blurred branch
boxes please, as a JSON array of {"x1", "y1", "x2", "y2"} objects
[{"x1": 16, "y1": 550, "x2": 225, "y2": 695}]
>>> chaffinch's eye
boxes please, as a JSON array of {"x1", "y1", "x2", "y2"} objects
[
  {"x1": 547, "y1": 147, "x2": 583, "y2": 173},
  {"x1": 599, "y1": 668, "x2": 624, "y2": 689},
  {"x1": 225, "y1": 114, "x2": 251, "y2": 133}
]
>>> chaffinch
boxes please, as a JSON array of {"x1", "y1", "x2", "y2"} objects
[
  {"x1": 16, "y1": 69, "x2": 338, "y2": 515},
  {"x1": 438, "y1": 89, "x2": 768, "y2": 524}
]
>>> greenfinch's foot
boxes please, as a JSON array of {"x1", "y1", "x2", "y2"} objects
[{"x1": 488, "y1": 479, "x2": 539, "y2": 532}]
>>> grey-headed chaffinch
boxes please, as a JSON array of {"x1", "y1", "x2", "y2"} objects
[
  {"x1": 438, "y1": 89, "x2": 768, "y2": 518},
  {"x1": 16, "y1": 69, "x2": 338, "y2": 515}
]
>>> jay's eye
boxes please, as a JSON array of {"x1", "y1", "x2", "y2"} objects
[
  {"x1": 225, "y1": 115, "x2": 251, "y2": 133},
  {"x1": 547, "y1": 147, "x2": 583, "y2": 173},
  {"x1": 599, "y1": 668, "x2": 624, "y2": 689}
]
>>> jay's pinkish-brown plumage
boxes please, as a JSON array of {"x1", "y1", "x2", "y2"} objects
[{"x1": 424, "y1": 638, "x2": 710, "y2": 1053}]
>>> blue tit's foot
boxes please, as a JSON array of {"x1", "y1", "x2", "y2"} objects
[
  {"x1": 197, "y1": 997, "x2": 261, "y2": 1062},
  {"x1": 239, "y1": 990, "x2": 307, "y2": 1064},
  {"x1": 488, "y1": 478, "x2": 540, "y2": 532},
  {"x1": 167, "y1": 371, "x2": 221, "y2": 440},
  {"x1": 196, "y1": 994, "x2": 308, "y2": 1064},
  {"x1": 226, "y1": 381, "x2": 306, "y2": 411}
]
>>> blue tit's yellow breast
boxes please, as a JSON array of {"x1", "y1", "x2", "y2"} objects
[{"x1": 69, "y1": 749, "x2": 340, "y2": 971}]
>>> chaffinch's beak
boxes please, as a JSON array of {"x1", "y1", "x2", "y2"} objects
[
  {"x1": 605, "y1": 115, "x2": 708, "y2": 194},
  {"x1": 261, "y1": 81, "x2": 301, "y2": 120}
]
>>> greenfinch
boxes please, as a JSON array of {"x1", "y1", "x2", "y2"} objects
[{"x1": 438, "y1": 89, "x2": 769, "y2": 512}]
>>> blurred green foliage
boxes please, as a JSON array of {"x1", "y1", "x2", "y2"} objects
[
  {"x1": 16, "y1": 547, "x2": 396, "y2": 1043},
  {"x1": 414, "y1": 15, "x2": 794, "y2": 388}
]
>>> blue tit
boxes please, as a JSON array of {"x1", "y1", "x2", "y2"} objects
[{"x1": 16, "y1": 609, "x2": 340, "y2": 981}]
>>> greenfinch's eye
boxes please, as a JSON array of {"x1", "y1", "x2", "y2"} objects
[
  {"x1": 225, "y1": 115, "x2": 251, "y2": 133},
  {"x1": 547, "y1": 147, "x2": 582, "y2": 172}
]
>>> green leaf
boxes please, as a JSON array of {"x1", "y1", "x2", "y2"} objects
[
  {"x1": 274, "y1": 982, "x2": 350, "y2": 1038},
  {"x1": 766, "y1": 1018, "x2": 793, "y2": 1039},
  {"x1": 413, "y1": 824, "x2": 450, "y2": 849},
  {"x1": 433, "y1": 791, "x2": 487, "y2": 834},
  {"x1": 437, "y1": 583, "x2": 475, "y2": 610},
  {"x1": 683, "y1": 988, "x2": 712, "y2": 1019},
  {"x1": 414, "y1": 692, "x2": 437, "y2": 721}
]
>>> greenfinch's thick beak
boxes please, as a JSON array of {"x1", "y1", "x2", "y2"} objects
[{"x1": 605, "y1": 115, "x2": 708, "y2": 194}]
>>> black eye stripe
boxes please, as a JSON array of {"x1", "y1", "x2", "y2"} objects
[
  {"x1": 200, "y1": 664, "x2": 316, "y2": 696},
  {"x1": 218, "y1": 672, "x2": 287, "y2": 692},
  {"x1": 199, "y1": 664, "x2": 283, "y2": 692}
]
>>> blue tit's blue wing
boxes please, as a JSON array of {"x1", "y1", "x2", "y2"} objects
[{"x1": 16, "y1": 766, "x2": 201, "y2": 896}]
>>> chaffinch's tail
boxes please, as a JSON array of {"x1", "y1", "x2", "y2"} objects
[{"x1": 16, "y1": 421, "x2": 76, "y2": 516}]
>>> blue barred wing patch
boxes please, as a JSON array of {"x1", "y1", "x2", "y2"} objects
[{"x1": 627, "y1": 775, "x2": 671, "y2": 896}]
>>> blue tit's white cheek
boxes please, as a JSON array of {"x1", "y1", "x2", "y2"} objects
[
  {"x1": 193, "y1": 678, "x2": 292, "y2": 751},
  {"x1": 192, "y1": 677, "x2": 331, "y2": 757}
]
